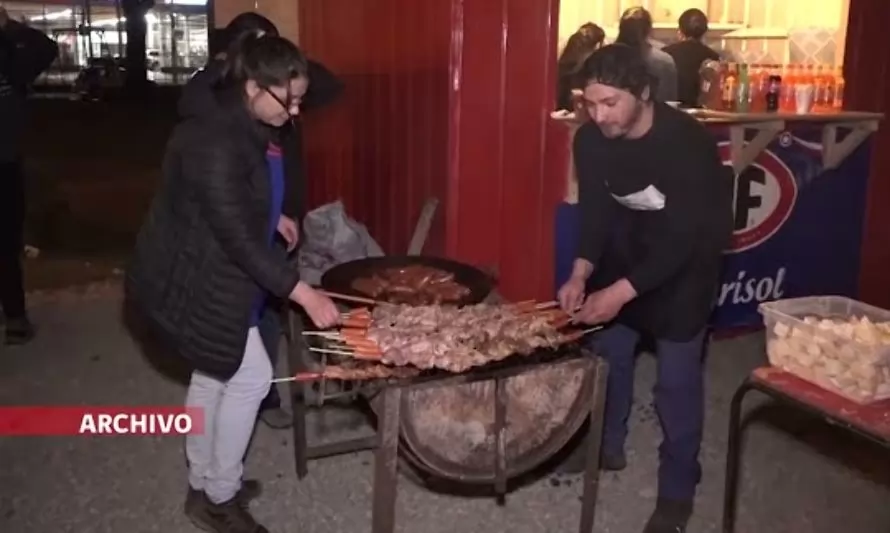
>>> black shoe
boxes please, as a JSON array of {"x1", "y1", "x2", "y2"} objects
[
  {"x1": 186, "y1": 491, "x2": 268, "y2": 533},
  {"x1": 259, "y1": 407, "x2": 293, "y2": 429},
  {"x1": 642, "y1": 498, "x2": 693, "y2": 533},
  {"x1": 601, "y1": 451, "x2": 627, "y2": 472},
  {"x1": 555, "y1": 441, "x2": 627, "y2": 475},
  {"x1": 185, "y1": 480, "x2": 263, "y2": 514},
  {"x1": 4, "y1": 317, "x2": 35, "y2": 346}
]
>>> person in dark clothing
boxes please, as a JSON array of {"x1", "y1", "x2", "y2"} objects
[
  {"x1": 0, "y1": 10, "x2": 58, "y2": 345},
  {"x1": 663, "y1": 9, "x2": 720, "y2": 108},
  {"x1": 179, "y1": 12, "x2": 344, "y2": 429},
  {"x1": 556, "y1": 23, "x2": 605, "y2": 111},
  {"x1": 125, "y1": 34, "x2": 340, "y2": 533},
  {"x1": 615, "y1": 7, "x2": 678, "y2": 103},
  {"x1": 557, "y1": 44, "x2": 733, "y2": 533}
]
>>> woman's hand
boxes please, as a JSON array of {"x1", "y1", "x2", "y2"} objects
[
  {"x1": 290, "y1": 282, "x2": 340, "y2": 329},
  {"x1": 277, "y1": 215, "x2": 299, "y2": 252}
]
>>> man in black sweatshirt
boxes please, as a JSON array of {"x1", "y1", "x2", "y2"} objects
[
  {"x1": 0, "y1": 10, "x2": 58, "y2": 345},
  {"x1": 557, "y1": 44, "x2": 733, "y2": 533}
]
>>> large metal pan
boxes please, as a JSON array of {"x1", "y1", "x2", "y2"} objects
[{"x1": 320, "y1": 255, "x2": 495, "y2": 307}]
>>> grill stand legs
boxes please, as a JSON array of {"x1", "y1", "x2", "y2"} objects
[
  {"x1": 287, "y1": 307, "x2": 311, "y2": 479},
  {"x1": 721, "y1": 378, "x2": 753, "y2": 533},
  {"x1": 579, "y1": 358, "x2": 609, "y2": 533},
  {"x1": 494, "y1": 376, "x2": 508, "y2": 505},
  {"x1": 372, "y1": 386, "x2": 402, "y2": 533}
]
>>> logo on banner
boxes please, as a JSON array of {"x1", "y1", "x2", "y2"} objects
[{"x1": 718, "y1": 142, "x2": 798, "y2": 253}]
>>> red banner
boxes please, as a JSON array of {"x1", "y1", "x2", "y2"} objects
[{"x1": 0, "y1": 406, "x2": 205, "y2": 436}]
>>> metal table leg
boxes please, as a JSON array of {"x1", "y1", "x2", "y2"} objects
[
  {"x1": 494, "y1": 376, "x2": 508, "y2": 506},
  {"x1": 372, "y1": 386, "x2": 402, "y2": 533},
  {"x1": 579, "y1": 358, "x2": 609, "y2": 533},
  {"x1": 721, "y1": 378, "x2": 754, "y2": 533},
  {"x1": 286, "y1": 308, "x2": 310, "y2": 479}
]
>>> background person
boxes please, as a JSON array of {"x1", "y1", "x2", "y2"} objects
[
  {"x1": 615, "y1": 7, "x2": 678, "y2": 103},
  {"x1": 663, "y1": 9, "x2": 720, "y2": 108},
  {"x1": 0, "y1": 8, "x2": 58, "y2": 345}
]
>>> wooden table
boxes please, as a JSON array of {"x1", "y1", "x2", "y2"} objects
[{"x1": 721, "y1": 367, "x2": 890, "y2": 532}]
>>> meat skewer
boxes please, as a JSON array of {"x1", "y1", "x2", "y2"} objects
[{"x1": 271, "y1": 364, "x2": 421, "y2": 383}]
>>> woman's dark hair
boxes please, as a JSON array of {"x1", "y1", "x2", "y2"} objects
[
  {"x1": 578, "y1": 43, "x2": 652, "y2": 100},
  {"x1": 210, "y1": 12, "x2": 279, "y2": 57},
  {"x1": 219, "y1": 34, "x2": 308, "y2": 90},
  {"x1": 616, "y1": 7, "x2": 653, "y2": 49},
  {"x1": 556, "y1": 23, "x2": 605, "y2": 110},
  {"x1": 558, "y1": 24, "x2": 605, "y2": 73}
]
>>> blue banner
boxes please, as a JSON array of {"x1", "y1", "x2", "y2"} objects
[{"x1": 554, "y1": 126, "x2": 872, "y2": 330}]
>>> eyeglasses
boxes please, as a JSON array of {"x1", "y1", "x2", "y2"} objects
[{"x1": 263, "y1": 86, "x2": 301, "y2": 111}]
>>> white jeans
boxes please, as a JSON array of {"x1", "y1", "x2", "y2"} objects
[{"x1": 185, "y1": 327, "x2": 272, "y2": 504}]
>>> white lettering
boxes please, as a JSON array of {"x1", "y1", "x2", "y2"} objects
[
  {"x1": 131, "y1": 414, "x2": 148, "y2": 434},
  {"x1": 113, "y1": 414, "x2": 129, "y2": 434},
  {"x1": 718, "y1": 267, "x2": 787, "y2": 307},
  {"x1": 75, "y1": 412, "x2": 193, "y2": 434},
  {"x1": 79, "y1": 414, "x2": 97, "y2": 434},
  {"x1": 174, "y1": 414, "x2": 192, "y2": 434},
  {"x1": 98, "y1": 414, "x2": 113, "y2": 433},
  {"x1": 157, "y1": 414, "x2": 173, "y2": 434}
]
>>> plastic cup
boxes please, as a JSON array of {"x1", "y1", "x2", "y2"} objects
[{"x1": 795, "y1": 84, "x2": 815, "y2": 114}]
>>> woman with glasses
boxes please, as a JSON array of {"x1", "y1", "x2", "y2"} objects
[
  {"x1": 180, "y1": 12, "x2": 345, "y2": 430},
  {"x1": 125, "y1": 34, "x2": 339, "y2": 533}
]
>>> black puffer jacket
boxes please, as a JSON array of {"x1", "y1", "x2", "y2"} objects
[
  {"x1": 177, "y1": 58, "x2": 343, "y2": 221},
  {"x1": 125, "y1": 92, "x2": 300, "y2": 380}
]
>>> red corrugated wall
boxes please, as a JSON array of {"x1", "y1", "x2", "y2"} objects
[
  {"x1": 298, "y1": 0, "x2": 453, "y2": 257},
  {"x1": 846, "y1": 0, "x2": 890, "y2": 309},
  {"x1": 298, "y1": 0, "x2": 564, "y2": 301}
]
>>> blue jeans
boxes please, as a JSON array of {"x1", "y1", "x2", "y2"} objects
[
  {"x1": 593, "y1": 323, "x2": 706, "y2": 502},
  {"x1": 257, "y1": 306, "x2": 283, "y2": 411}
]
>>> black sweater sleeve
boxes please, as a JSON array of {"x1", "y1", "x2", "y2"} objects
[
  {"x1": 3, "y1": 21, "x2": 58, "y2": 87},
  {"x1": 625, "y1": 135, "x2": 718, "y2": 294},
  {"x1": 186, "y1": 133, "x2": 302, "y2": 299},
  {"x1": 574, "y1": 124, "x2": 613, "y2": 268}
]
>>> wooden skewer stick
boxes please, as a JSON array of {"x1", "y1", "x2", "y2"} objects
[
  {"x1": 302, "y1": 331, "x2": 342, "y2": 338},
  {"x1": 318, "y1": 290, "x2": 380, "y2": 306},
  {"x1": 271, "y1": 374, "x2": 319, "y2": 383}
]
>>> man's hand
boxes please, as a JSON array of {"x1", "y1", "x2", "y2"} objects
[
  {"x1": 574, "y1": 278, "x2": 637, "y2": 325},
  {"x1": 557, "y1": 276, "x2": 586, "y2": 314},
  {"x1": 276, "y1": 215, "x2": 299, "y2": 252}
]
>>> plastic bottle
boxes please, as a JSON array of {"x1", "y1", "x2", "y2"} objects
[
  {"x1": 722, "y1": 62, "x2": 739, "y2": 112},
  {"x1": 813, "y1": 65, "x2": 833, "y2": 112},
  {"x1": 766, "y1": 66, "x2": 782, "y2": 112},
  {"x1": 736, "y1": 63, "x2": 750, "y2": 112},
  {"x1": 756, "y1": 65, "x2": 771, "y2": 112},
  {"x1": 780, "y1": 64, "x2": 798, "y2": 112},
  {"x1": 832, "y1": 66, "x2": 845, "y2": 110}
]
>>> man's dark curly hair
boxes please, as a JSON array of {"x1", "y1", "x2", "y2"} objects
[{"x1": 577, "y1": 43, "x2": 653, "y2": 100}]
